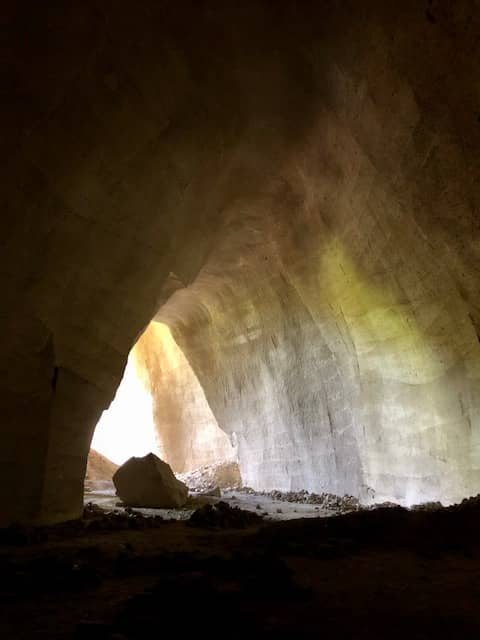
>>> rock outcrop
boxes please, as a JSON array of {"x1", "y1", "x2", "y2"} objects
[
  {"x1": 113, "y1": 453, "x2": 188, "y2": 508},
  {"x1": 85, "y1": 449, "x2": 118, "y2": 482}
]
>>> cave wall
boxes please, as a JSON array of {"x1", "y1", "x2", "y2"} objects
[
  {"x1": 133, "y1": 322, "x2": 235, "y2": 473},
  {"x1": 1, "y1": 0, "x2": 479, "y2": 523},
  {"x1": 161, "y1": 221, "x2": 480, "y2": 504},
  {"x1": 156, "y1": 0, "x2": 480, "y2": 505}
]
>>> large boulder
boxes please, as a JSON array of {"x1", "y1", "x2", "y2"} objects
[{"x1": 113, "y1": 453, "x2": 188, "y2": 508}]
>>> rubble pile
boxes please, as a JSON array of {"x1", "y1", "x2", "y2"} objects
[
  {"x1": 82, "y1": 502, "x2": 166, "y2": 531},
  {"x1": 239, "y1": 487, "x2": 361, "y2": 512},
  {"x1": 177, "y1": 461, "x2": 242, "y2": 492}
]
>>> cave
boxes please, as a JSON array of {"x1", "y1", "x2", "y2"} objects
[{"x1": 2, "y1": 0, "x2": 480, "y2": 637}]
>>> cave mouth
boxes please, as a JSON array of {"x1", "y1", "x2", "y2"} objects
[
  {"x1": 90, "y1": 351, "x2": 158, "y2": 468},
  {"x1": 85, "y1": 321, "x2": 240, "y2": 507}
]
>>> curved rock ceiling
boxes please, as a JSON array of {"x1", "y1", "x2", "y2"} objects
[{"x1": 1, "y1": 0, "x2": 480, "y2": 524}]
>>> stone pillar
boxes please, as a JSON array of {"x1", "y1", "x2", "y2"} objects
[
  {"x1": 0, "y1": 309, "x2": 113, "y2": 526},
  {"x1": 38, "y1": 367, "x2": 110, "y2": 524},
  {"x1": 0, "y1": 311, "x2": 54, "y2": 526}
]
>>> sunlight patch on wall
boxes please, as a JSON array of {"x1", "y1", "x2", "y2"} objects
[
  {"x1": 317, "y1": 238, "x2": 475, "y2": 506},
  {"x1": 319, "y1": 239, "x2": 444, "y2": 384}
]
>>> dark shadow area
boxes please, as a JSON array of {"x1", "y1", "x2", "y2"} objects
[{"x1": 2, "y1": 497, "x2": 480, "y2": 638}]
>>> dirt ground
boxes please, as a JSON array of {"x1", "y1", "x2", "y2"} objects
[
  {"x1": 1, "y1": 494, "x2": 480, "y2": 639},
  {"x1": 84, "y1": 480, "x2": 348, "y2": 521}
]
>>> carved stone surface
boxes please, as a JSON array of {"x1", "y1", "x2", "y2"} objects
[{"x1": 1, "y1": 0, "x2": 479, "y2": 523}]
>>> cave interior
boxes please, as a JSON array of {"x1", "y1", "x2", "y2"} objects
[{"x1": 2, "y1": 1, "x2": 480, "y2": 637}]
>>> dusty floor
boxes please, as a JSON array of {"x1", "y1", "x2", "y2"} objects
[
  {"x1": 84, "y1": 480, "x2": 347, "y2": 521},
  {"x1": 1, "y1": 496, "x2": 480, "y2": 639}
]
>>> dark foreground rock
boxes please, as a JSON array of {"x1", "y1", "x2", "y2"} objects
[
  {"x1": 113, "y1": 453, "x2": 188, "y2": 508},
  {"x1": 4, "y1": 496, "x2": 480, "y2": 638},
  {"x1": 188, "y1": 501, "x2": 263, "y2": 529}
]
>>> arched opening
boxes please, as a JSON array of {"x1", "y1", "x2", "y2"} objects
[
  {"x1": 90, "y1": 351, "x2": 157, "y2": 467},
  {"x1": 86, "y1": 321, "x2": 240, "y2": 511}
]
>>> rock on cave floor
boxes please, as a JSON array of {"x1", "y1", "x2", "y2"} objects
[{"x1": 1, "y1": 497, "x2": 480, "y2": 638}]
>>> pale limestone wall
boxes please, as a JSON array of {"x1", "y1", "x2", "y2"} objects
[
  {"x1": 161, "y1": 236, "x2": 480, "y2": 504},
  {"x1": 156, "y1": 0, "x2": 480, "y2": 503},
  {"x1": 1, "y1": 1, "x2": 479, "y2": 523},
  {"x1": 133, "y1": 322, "x2": 236, "y2": 473}
]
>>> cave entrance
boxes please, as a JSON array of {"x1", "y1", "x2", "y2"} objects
[{"x1": 85, "y1": 321, "x2": 239, "y2": 503}]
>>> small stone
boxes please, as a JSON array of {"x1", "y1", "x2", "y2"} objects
[{"x1": 202, "y1": 486, "x2": 221, "y2": 498}]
